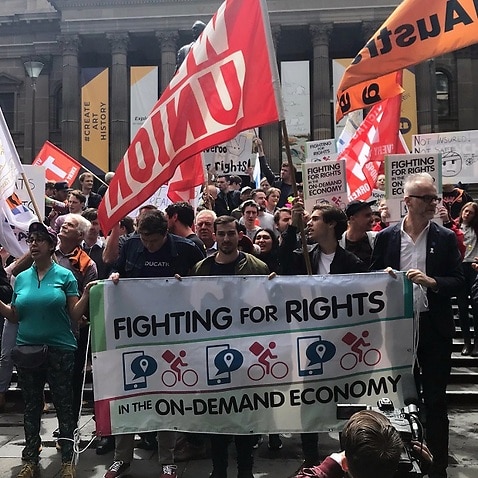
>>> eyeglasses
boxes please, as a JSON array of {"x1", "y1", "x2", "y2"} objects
[
  {"x1": 408, "y1": 195, "x2": 441, "y2": 204},
  {"x1": 26, "y1": 236, "x2": 48, "y2": 245}
]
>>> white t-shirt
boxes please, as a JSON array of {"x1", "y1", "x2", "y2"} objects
[{"x1": 318, "y1": 251, "x2": 335, "y2": 275}]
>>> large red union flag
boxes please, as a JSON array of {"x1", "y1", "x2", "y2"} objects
[{"x1": 98, "y1": 0, "x2": 283, "y2": 233}]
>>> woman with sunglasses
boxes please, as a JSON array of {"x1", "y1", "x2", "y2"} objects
[{"x1": 0, "y1": 222, "x2": 95, "y2": 478}]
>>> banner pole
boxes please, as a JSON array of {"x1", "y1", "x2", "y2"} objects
[{"x1": 280, "y1": 120, "x2": 312, "y2": 276}]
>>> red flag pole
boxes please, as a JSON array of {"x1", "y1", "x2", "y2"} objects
[{"x1": 280, "y1": 120, "x2": 312, "y2": 276}]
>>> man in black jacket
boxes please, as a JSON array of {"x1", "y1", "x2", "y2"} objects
[
  {"x1": 281, "y1": 202, "x2": 366, "y2": 469},
  {"x1": 370, "y1": 172, "x2": 464, "y2": 478}
]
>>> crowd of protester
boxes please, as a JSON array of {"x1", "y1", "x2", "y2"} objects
[{"x1": 0, "y1": 147, "x2": 474, "y2": 478}]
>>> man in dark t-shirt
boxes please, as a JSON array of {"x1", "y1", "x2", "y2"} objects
[
  {"x1": 106, "y1": 209, "x2": 205, "y2": 478},
  {"x1": 191, "y1": 216, "x2": 268, "y2": 478},
  {"x1": 339, "y1": 200, "x2": 377, "y2": 268}
]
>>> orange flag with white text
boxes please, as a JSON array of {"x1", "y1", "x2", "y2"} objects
[{"x1": 337, "y1": 0, "x2": 478, "y2": 114}]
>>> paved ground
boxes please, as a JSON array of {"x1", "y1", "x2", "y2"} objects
[{"x1": 0, "y1": 403, "x2": 477, "y2": 477}]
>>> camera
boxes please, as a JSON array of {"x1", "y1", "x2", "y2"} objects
[{"x1": 337, "y1": 398, "x2": 424, "y2": 477}]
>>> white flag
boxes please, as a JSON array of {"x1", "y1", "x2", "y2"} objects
[
  {"x1": 0, "y1": 108, "x2": 36, "y2": 257},
  {"x1": 0, "y1": 107, "x2": 24, "y2": 199}
]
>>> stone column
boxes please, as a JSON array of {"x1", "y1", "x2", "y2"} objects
[
  {"x1": 456, "y1": 48, "x2": 474, "y2": 130},
  {"x1": 58, "y1": 34, "x2": 81, "y2": 160},
  {"x1": 310, "y1": 23, "x2": 333, "y2": 140},
  {"x1": 107, "y1": 33, "x2": 129, "y2": 171},
  {"x1": 261, "y1": 25, "x2": 281, "y2": 172},
  {"x1": 156, "y1": 31, "x2": 179, "y2": 92},
  {"x1": 415, "y1": 59, "x2": 438, "y2": 134}
]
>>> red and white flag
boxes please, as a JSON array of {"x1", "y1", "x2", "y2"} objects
[
  {"x1": 33, "y1": 141, "x2": 82, "y2": 186},
  {"x1": 338, "y1": 71, "x2": 403, "y2": 202},
  {"x1": 98, "y1": 0, "x2": 283, "y2": 233},
  {"x1": 167, "y1": 153, "x2": 205, "y2": 204}
]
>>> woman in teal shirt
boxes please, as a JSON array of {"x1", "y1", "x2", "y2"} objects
[{"x1": 0, "y1": 222, "x2": 95, "y2": 478}]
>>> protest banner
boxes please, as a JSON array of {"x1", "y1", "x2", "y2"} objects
[
  {"x1": 385, "y1": 153, "x2": 442, "y2": 222},
  {"x1": 305, "y1": 140, "x2": 337, "y2": 162},
  {"x1": 202, "y1": 130, "x2": 255, "y2": 176},
  {"x1": 413, "y1": 130, "x2": 478, "y2": 184},
  {"x1": 302, "y1": 160, "x2": 347, "y2": 211},
  {"x1": 15, "y1": 165, "x2": 45, "y2": 219},
  {"x1": 90, "y1": 273, "x2": 414, "y2": 436}
]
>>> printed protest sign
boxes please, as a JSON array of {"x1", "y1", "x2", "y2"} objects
[
  {"x1": 202, "y1": 130, "x2": 255, "y2": 176},
  {"x1": 305, "y1": 140, "x2": 337, "y2": 162},
  {"x1": 302, "y1": 160, "x2": 347, "y2": 211},
  {"x1": 385, "y1": 153, "x2": 442, "y2": 222},
  {"x1": 16, "y1": 165, "x2": 45, "y2": 219},
  {"x1": 90, "y1": 273, "x2": 414, "y2": 435}
]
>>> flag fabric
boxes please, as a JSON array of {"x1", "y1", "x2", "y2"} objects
[
  {"x1": 338, "y1": 72, "x2": 403, "y2": 202},
  {"x1": 33, "y1": 141, "x2": 82, "y2": 186},
  {"x1": 167, "y1": 153, "x2": 205, "y2": 203},
  {"x1": 336, "y1": 0, "x2": 478, "y2": 110},
  {"x1": 252, "y1": 152, "x2": 261, "y2": 188},
  {"x1": 98, "y1": 0, "x2": 284, "y2": 233},
  {"x1": 0, "y1": 193, "x2": 36, "y2": 257},
  {"x1": 0, "y1": 107, "x2": 36, "y2": 257},
  {"x1": 0, "y1": 108, "x2": 25, "y2": 199},
  {"x1": 336, "y1": 110, "x2": 362, "y2": 153},
  {"x1": 336, "y1": 72, "x2": 403, "y2": 123}
]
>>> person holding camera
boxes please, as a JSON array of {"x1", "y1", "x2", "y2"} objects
[{"x1": 293, "y1": 410, "x2": 432, "y2": 478}]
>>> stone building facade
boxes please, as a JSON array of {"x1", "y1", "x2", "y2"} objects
[{"x1": 0, "y1": 0, "x2": 476, "y2": 173}]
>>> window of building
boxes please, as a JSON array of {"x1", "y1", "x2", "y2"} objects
[
  {"x1": 0, "y1": 93, "x2": 15, "y2": 130},
  {"x1": 436, "y1": 70, "x2": 450, "y2": 118}
]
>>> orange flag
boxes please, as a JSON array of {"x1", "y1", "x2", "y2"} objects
[
  {"x1": 337, "y1": 0, "x2": 478, "y2": 113},
  {"x1": 336, "y1": 72, "x2": 403, "y2": 123}
]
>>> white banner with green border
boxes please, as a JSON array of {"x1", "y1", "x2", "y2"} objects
[{"x1": 90, "y1": 273, "x2": 414, "y2": 435}]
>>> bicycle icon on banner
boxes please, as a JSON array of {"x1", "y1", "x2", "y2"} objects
[
  {"x1": 161, "y1": 350, "x2": 198, "y2": 387},
  {"x1": 247, "y1": 341, "x2": 289, "y2": 381},
  {"x1": 339, "y1": 331, "x2": 381, "y2": 371}
]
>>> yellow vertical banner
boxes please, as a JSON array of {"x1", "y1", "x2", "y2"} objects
[
  {"x1": 81, "y1": 68, "x2": 109, "y2": 173},
  {"x1": 401, "y1": 68, "x2": 417, "y2": 151}
]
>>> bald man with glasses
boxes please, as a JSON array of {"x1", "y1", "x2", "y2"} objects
[{"x1": 370, "y1": 172, "x2": 464, "y2": 478}]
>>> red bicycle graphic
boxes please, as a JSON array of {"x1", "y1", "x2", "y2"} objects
[
  {"x1": 340, "y1": 331, "x2": 381, "y2": 371},
  {"x1": 161, "y1": 350, "x2": 198, "y2": 387},
  {"x1": 247, "y1": 341, "x2": 289, "y2": 381}
]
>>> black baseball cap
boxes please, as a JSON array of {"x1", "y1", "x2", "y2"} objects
[
  {"x1": 345, "y1": 199, "x2": 377, "y2": 218},
  {"x1": 54, "y1": 181, "x2": 71, "y2": 192}
]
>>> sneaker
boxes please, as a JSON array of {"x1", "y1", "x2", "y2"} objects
[
  {"x1": 17, "y1": 463, "x2": 40, "y2": 478},
  {"x1": 103, "y1": 461, "x2": 131, "y2": 478},
  {"x1": 252, "y1": 435, "x2": 263, "y2": 449},
  {"x1": 160, "y1": 464, "x2": 177, "y2": 478},
  {"x1": 60, "y1": 463, "x2": 76, "y2": 478}
]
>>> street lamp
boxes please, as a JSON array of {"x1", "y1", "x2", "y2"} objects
[{"x1": 24, "y1": 60, "x2": 44, "y2": 163}]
